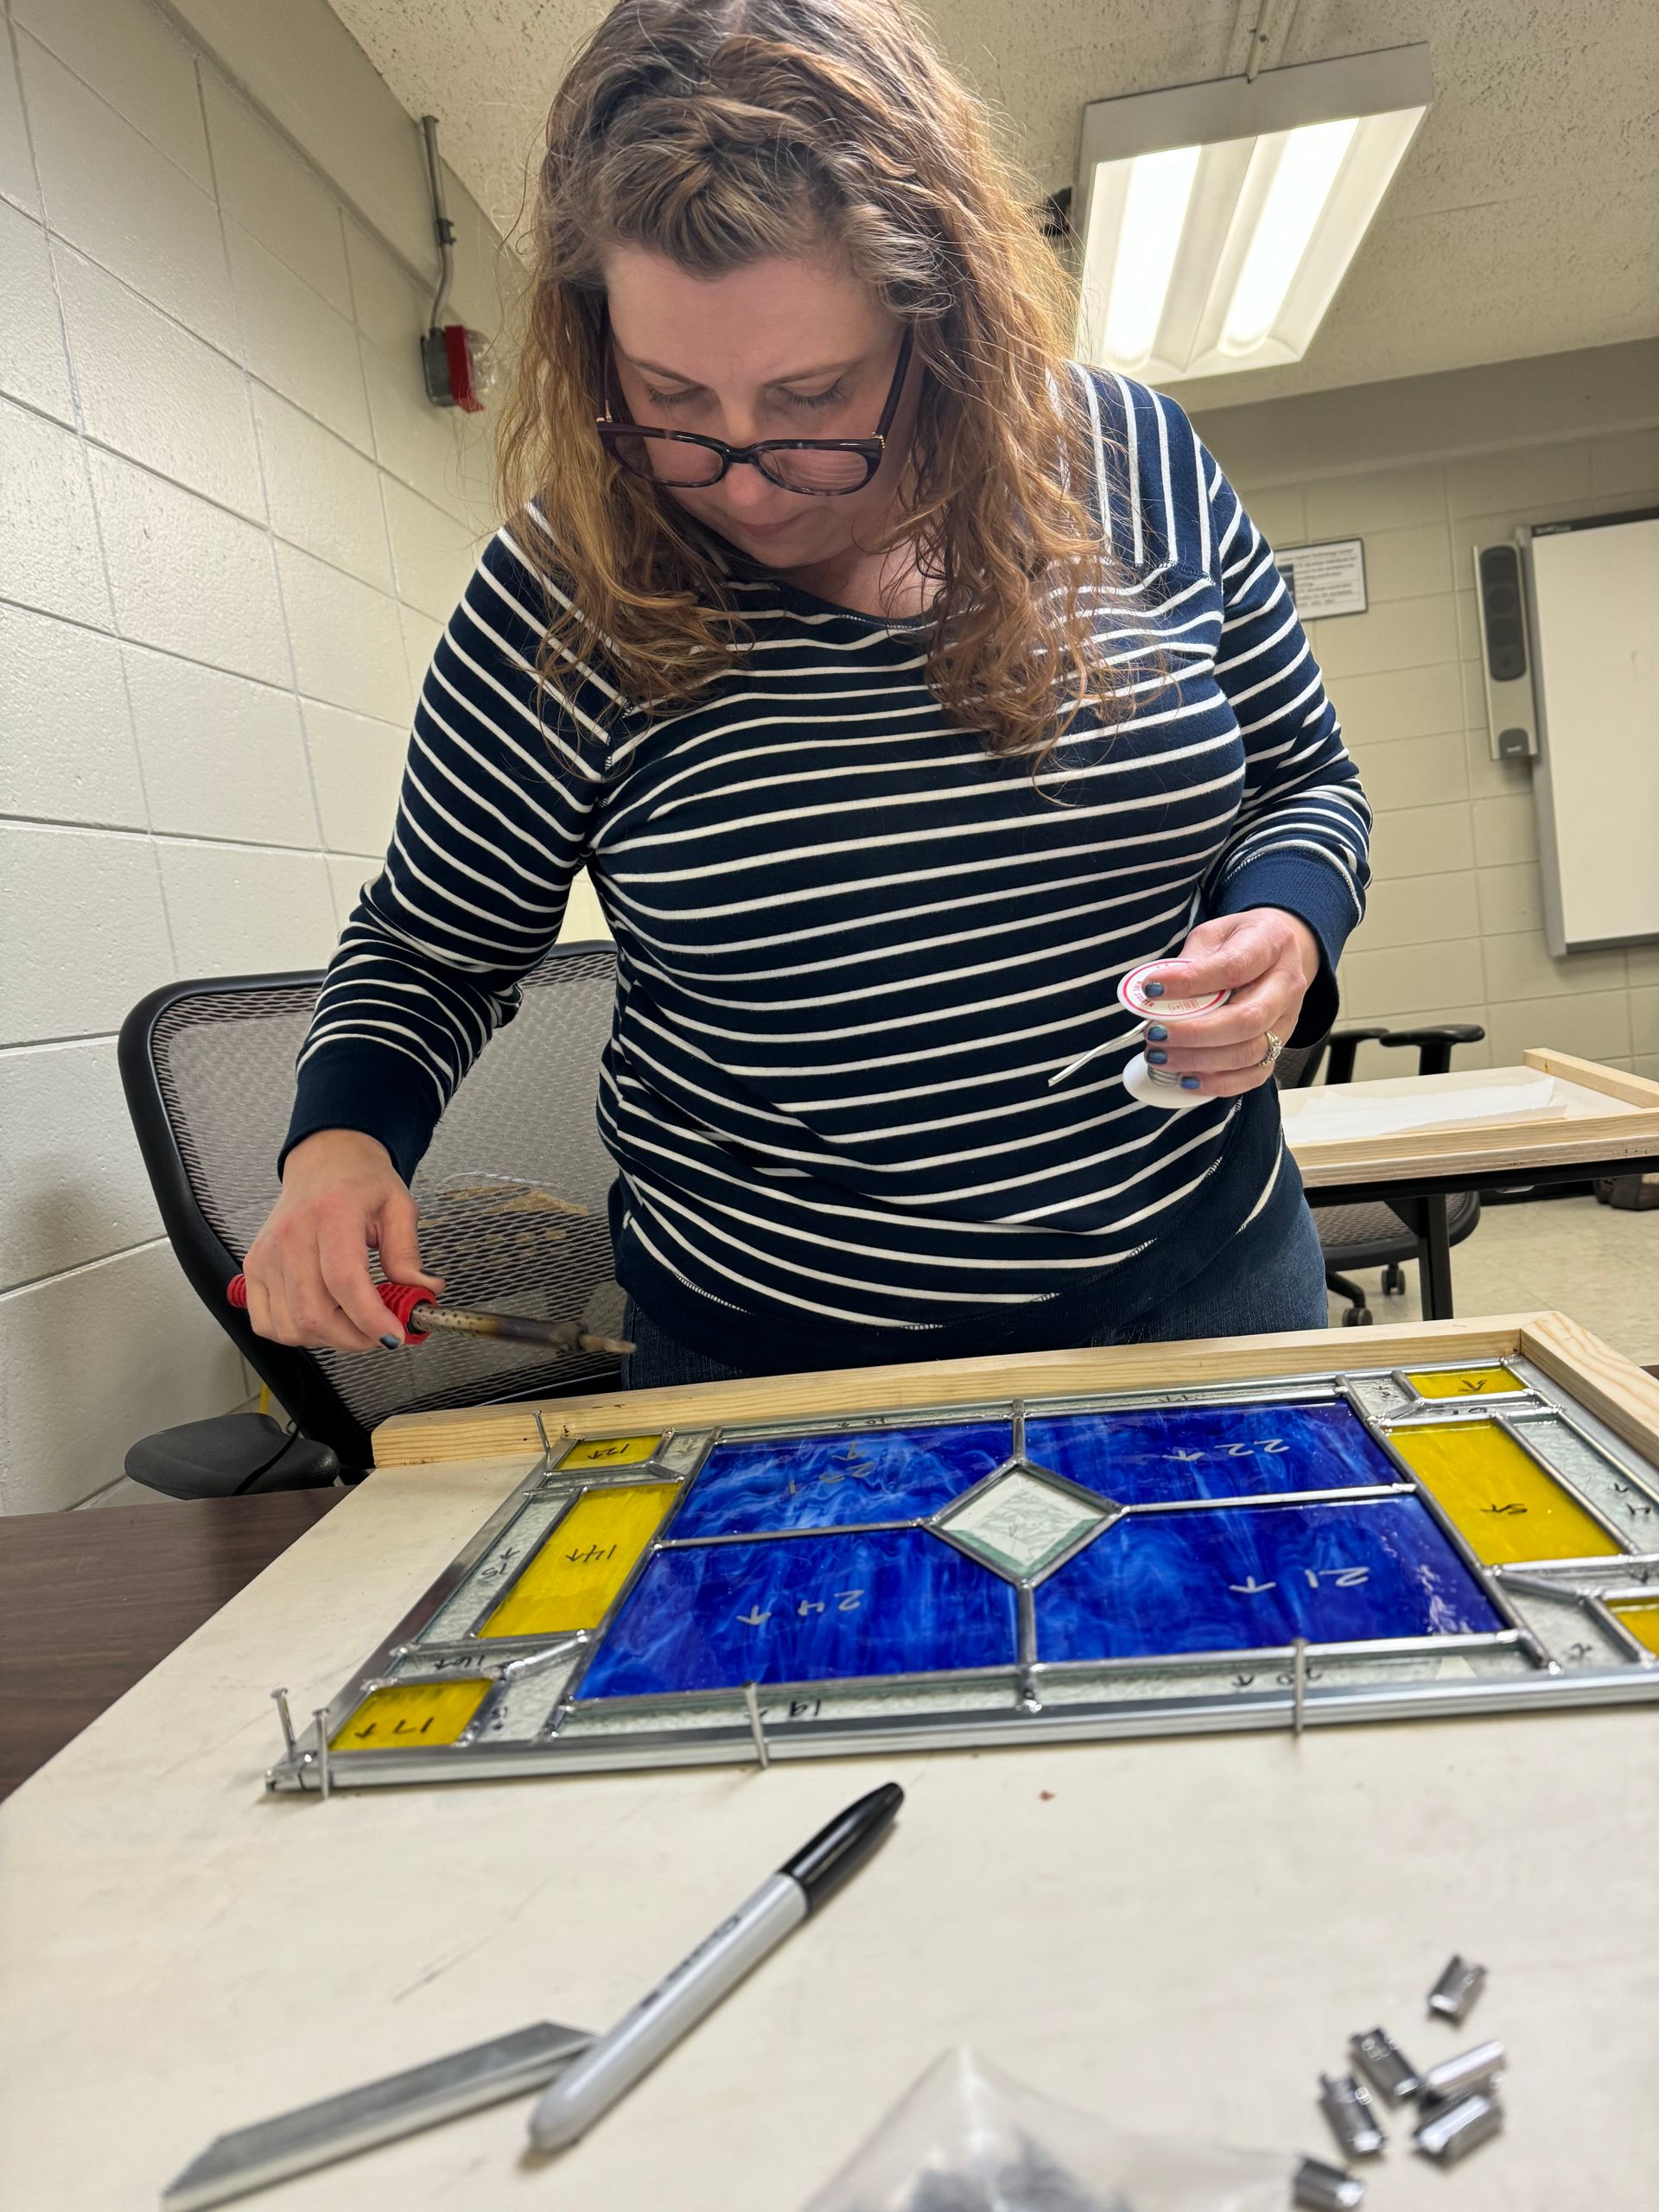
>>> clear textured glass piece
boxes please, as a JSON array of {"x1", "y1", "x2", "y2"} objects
[
  {"x1": 1503, "y1": 1415, "x2": 1659, "y2": 1542},
  {"x1": 1502, "y1": 1584, "x2": 1631, "y2": 1669},
  {"x1": 937, "y1": 1467, "x2": 1111, "y2": 1579}
]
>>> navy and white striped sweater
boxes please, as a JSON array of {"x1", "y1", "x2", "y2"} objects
[{"x1": 283, "y1": 373, "x2": 1371, "y2": 1371}]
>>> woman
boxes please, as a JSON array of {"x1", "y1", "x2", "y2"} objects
[{"x1": 245, "y1": 0, "x2": 1370, "y2": 1389}]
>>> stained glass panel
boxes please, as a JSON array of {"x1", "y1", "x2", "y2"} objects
[
  {"x1": 1026, "y1": 1401, "x2": 1395, "y2": 1505},
  {"x1": 276, "y1": 1356, "x2": 1659, "y2": 1794},
  {"x1": 1036, "y1": 1497, "x2": 1503, "y2": 1662},
  {"x1": 575, "y1": 1528, "x2": 1019, "y2": 1699},
  {"x1": 664, "y1": 1421, "x2": 1009, "y2": 1539}
]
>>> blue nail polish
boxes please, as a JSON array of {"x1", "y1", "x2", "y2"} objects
[
  {"x1": 380, "y1": 1332, "x2": 402, "y2": 1350},
  {"x1": 1180, "y1": 1076, "x2": 1201, "y2": 1090},
  {"x1": 1147, "y1": 1024, "x2": 1168, "y2": 1042},
  {"x1": 1144, "y1": 980, "x2": 1166, "y2": 998},
  {"x1": 1147, "y1": 1049, "x2": 1167, "y2": 1065}
]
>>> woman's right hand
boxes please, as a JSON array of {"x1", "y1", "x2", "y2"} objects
[{"x1": 240, "y1": 1129, "x2": 445, "y2": 1352}]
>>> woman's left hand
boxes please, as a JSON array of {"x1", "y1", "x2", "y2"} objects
[{"x1": 1135, "y1": 908, "x2": 1321, "y2": 1096}]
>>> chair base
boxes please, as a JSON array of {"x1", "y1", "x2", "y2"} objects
[{"x1": 1327, "y1": 1269, "x2": 1374, "y2": 1325}]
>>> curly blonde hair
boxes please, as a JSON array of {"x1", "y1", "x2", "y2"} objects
[{"x1": 495, "y1": 0, "x2": 1128, "y2": 760}]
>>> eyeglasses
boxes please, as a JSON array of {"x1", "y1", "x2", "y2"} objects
[{"x1": 595, "y1": 324, "x2": 913, "y2": 497}]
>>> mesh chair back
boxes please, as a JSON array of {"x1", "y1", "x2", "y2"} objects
[
  {"x1": 123, "y1": 946, "x2": 622, "y2": 1464},
  {"x1": 1273, "y1": 1041, "x2": 1324, "y2": 1089}
]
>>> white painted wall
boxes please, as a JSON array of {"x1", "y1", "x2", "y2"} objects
[
  {"x1": 1194, "y1": 344, "x2": 1659, "y2": 1086},
  {"x1": 0, "y1": 0, "x2": 512, "y2": 1510}
]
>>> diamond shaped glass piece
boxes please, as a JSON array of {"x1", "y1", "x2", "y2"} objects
[{"x1": 938, "y1": 1466, "x2": 1116, "y2": 1580}]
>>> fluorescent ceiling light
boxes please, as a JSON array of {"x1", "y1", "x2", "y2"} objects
[
  {"x1": 1105, "y1": 144, "x2": 1200, "y2": 368},
  {"x1": 1074, "y1": 47, "x2": 1433, "y2": 384}
]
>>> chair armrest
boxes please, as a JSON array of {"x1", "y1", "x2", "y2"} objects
[
  {"x1": 1377, "y1": 1023, "x2": 1487, "y2": 1076},
  {"x1": 1322, "y1": 1027, "x2": 1393, "y2": 1084}
]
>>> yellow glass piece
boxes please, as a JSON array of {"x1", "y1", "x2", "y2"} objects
[
  {"x1": 1404, "y1": 1366, "x2": 1525, "y2": 1400},
  {"x1": 480, "y1": 1484, "x2": 677, "y2": 1637},
  {"x1": 1608, "y1": 1599, "x2": 1659, "y2": 1656},
  {"x1": 331, "y1": 1678, "x2": 490, "y2": 1752},
  {"x1": 557, "y1": 1433, "x2": 661, "y2": 1471},
  {"x1": 1390, "y1": 1421, "x2": 1621, "y2": 1566}
]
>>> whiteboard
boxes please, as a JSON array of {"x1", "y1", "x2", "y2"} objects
[{"x1": 1524, "y1": 511, "x2": 1659, "y2": 954}]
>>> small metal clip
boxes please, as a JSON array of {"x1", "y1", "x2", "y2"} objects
[
  {"x1": 1348, "y1": 2026, "x2": 1420, "y2": 2102},
  {"x1": 1317, "y1": 2072, "x2": 1385, "y2": 2158},
  {"x1": 1414, "y1": 2090, "x2": 1503, "y2": 2165},
  {"x1": 742, "y1": 1681, "x2": 769, "y2": 1770},
  {"x1": 533, "y1": 1410, "x2": 554, "y2": 1470},
  {"x1": 1292, "y1": 2153, "x2": 1365, "y2": 2209},
  {"x1": 1427, "y1": 1953, "x2": 1486, "y2": 2023},
  {"x1": 1418, "y1": 2038, "x2": 1504, "y2": 2109},
  {"x1": 312, "y1": 1708, "x2": 332, "y2": 1801},
  {"x1": 270, "y1": 1687, "x2": 296, "y2": 1758},
  {"x1": 1291, "y1": 1636, "x2": 1309, "y2": 1736}
]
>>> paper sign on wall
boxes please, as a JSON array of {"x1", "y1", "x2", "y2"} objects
[{"x1": 1278, "y1": 537, "x2": 1367, "y2": 619}]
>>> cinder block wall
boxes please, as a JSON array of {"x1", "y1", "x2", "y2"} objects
[
  {"x1": 0, "y1": 0, "x2": 512, "y2": 1509},
  {"x1": 1193, "y1": 342, "x2": 1659, "y2": 1083}
]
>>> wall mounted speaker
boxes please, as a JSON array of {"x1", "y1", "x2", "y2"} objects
[{"x1": 1472, "y1": 541, "x2": 1538, "y2": 760}]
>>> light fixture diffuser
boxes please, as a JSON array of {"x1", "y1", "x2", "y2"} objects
[{"x1": 1074, "y1": 48, "x2": 1433, "y2": 384}]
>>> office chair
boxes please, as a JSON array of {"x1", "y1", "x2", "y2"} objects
[
  {"x1": 1276, "y1": 1024, "x2": 1486, "y2": 1325},
  {"x1": 118, "y1": 944, "x2": 625, "y2": 1493}
]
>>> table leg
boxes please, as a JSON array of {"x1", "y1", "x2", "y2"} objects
[{"x1": 1408, "y1": 1192, "x2": 1455, "y2": 1320}]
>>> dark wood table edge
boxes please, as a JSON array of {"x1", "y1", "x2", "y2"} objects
[{"x1": 0, "y1": 1487, "x2": 344, "y2": 1802}]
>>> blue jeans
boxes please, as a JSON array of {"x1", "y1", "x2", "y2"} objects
[{"x1": 620, "y1": 1196, "x2": 1327, "y2": 1391}]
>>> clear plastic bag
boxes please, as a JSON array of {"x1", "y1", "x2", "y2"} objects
[{"x1": 802, "y1": 2049, "x2": 1293, "y2": 2212}]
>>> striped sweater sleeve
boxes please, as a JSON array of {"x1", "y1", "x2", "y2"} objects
[
  {"x1": 1187, "y1": 416, "x2": 1372, "y2": 1045},
  {"x1": 281, "y1": 521, "x2": 613, "y2": 1182}
]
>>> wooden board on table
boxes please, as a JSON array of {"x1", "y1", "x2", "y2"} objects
[
  {"x1": 375, "y1": 1313, "x2": 1545, "y2": 1466},
  {"x1": 1288, "y1": 1049, "x2": 1659, "y2": 1187}
]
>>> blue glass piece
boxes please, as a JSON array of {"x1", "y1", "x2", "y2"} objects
[
  {"x1": 577, "y1": 1529, "x2": 1017, "y2": 1699},
  {"x1": 1037, "y1": 1497, "x2": 1503, "y2": 1662},
  {"x1": 667, "y1": 1421, "x2": 1009, "y2": 1539},
  {"x1": 1026, "y1": 1401, "x2": 1396, "y2": 1506}
]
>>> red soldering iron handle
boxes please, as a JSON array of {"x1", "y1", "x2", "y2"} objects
[{"x1": 225, "y1": 1274, "x2": 431, "y2": 1342}]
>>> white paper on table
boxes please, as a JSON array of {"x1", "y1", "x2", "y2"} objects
[{"x1": 1278, "y1": 1065, "x2": 1567, "y2": 1146}]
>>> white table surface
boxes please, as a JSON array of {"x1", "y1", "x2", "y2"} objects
[{"x1": 3, "y1": 1448, "x2": 1656, "y2": 2211}]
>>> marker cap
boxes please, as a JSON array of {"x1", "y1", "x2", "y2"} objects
[{"x1": 779, "y1": 1783, "x2": 904, "y2": 1911}]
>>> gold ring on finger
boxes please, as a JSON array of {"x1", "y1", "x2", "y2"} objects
[{"x1": 1258, "y1": 1029, "x2": 1284, "y2": 1068}]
